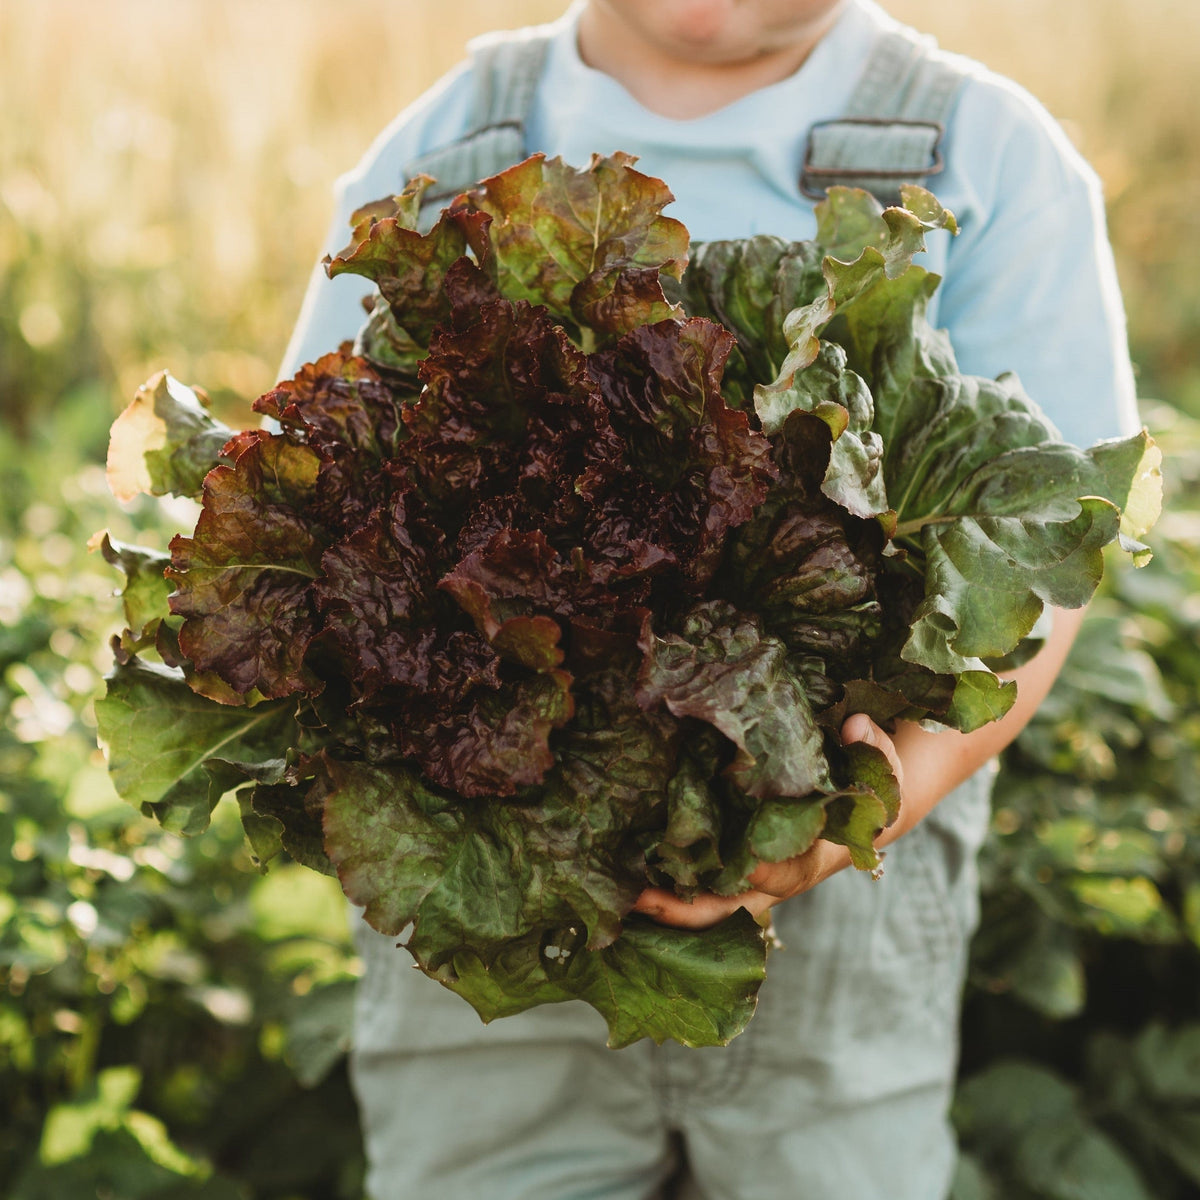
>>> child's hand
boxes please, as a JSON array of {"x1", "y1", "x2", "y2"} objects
[
  {"x1": 632, "y1": 605, "x2": 1087, "y2": 931},
  {"x1": 631, "y1": 715, "x2": 903, "y2": 931}
]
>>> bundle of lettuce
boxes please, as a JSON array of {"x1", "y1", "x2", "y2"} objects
[{"x1": 96, "y1": 153, "x2": 1160, "y2": 1049}]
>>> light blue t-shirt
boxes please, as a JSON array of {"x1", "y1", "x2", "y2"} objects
[{"x1": 281, "y1": 0, "x2": 1140, "y2": 448}]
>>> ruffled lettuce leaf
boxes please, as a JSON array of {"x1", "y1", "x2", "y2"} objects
[
  {"x1": 458, "y1": 152, "x2": 689, "y2": 347},
  {"x1": 684, "y1": 186, "x2": 1161, "y2": 732},
  {"x1": 439, "y1": 911, "x2": 766, "y2": 1050},
  {"x1": 400, "y1": 279, "x2": 613, "y2": 516},
  {"x1": 719, "y1": 409, "x2": 885, "y2": 672},
  {"x1": 167, "y1": 432, "x2": 329, "y2": 699},
  {"x1": 324, "y1": 175, "x2": 493, "y2": 375},
  {"x1": 439, "y1": 528, "x2": 590, "y2": 672},
  {"x1": 637, "y1": 599, "x2": 833, "y2": 800},
  {"x1": 646, "y1": 726, "x2": 727, "y2": 897},
  {"x1": 635, "y1": 597, "x2": 902, "y2": 882},
  {"x1": 390, "y1": 668, "x2": 576, "y2": 799},
  {"x1": 255, "y1": 349, "x2": 400, "y2": 461},
  {"x1": 587, "y1": 318, "x2": 777, "y2": 584},
  {"x1": 320, "y1": 677, "x2": 663, "y2": 966},
  {"x1": 669, "y1": 235, "x2": 826, "y2": 402},
  {"x1": 813, "y1": 208, "x2": 1162, "y2": 726},
  {"x1": 312, "y1": 491, "x2": 451, "y2": 692},
  {"x1": 91, "y1": 532, "x2": 173, "y2": 660}
]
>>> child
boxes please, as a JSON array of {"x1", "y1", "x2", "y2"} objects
[{"x1": 281, "y1": 2, "x2": 1140, "y2": 1196}]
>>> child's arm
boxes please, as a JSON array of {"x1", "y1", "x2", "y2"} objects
[{"x1": 633, "y1": 603, "x2": 1086, "y2": 929}]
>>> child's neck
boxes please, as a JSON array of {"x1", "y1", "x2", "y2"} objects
[{"x1": 576, "y1": 2, "x2": 844, "y2": 121}]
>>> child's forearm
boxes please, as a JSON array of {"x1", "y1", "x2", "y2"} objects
[{"x1": 878, "y1": 603, "x2": 1087, "y2": 845}]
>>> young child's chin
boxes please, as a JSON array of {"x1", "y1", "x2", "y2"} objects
[{"x1": 600, "y1": 0, "x2": 843, "y2": 65}]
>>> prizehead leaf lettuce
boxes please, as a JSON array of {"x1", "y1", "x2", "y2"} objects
[{"x1": 98, "y1": 158, "x2": 1159, "y2": 1048}]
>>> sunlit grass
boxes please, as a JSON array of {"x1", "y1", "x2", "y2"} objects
[{"x1": 1, "y1": 0, "x2": 1197, "y2": 424}]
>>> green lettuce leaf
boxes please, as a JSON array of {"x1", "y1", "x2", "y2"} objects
[
  {"x1": 751, "y1": 187, "x2": 957, "y2": 434},
  {"x1": 709, "y1": 736, "x2": 901, "y2": 889},
  {"x1": 92, "y1": 533, "x2": 173, "y2": 659},
  {"x1": 438, "y1": 911, "x2": 766, "y2": 1050},
  {"x1": 320, "y1": 692, "x2": 663, "y2": 969},
  {"x1": 647, "y1": 727, "x2": 726, "y2": 897},
  {"x1": 96, "y1": 657, "x2": 296, "y2": 835},
  {"x1": 106, "y1": 371, "x2": 232, "y2": 501},
  {"x1": 637, "y1": 600, "x2": 834, "y2": 800},
  {"x1": 814, "y1": 233, "x2": 1163, "y2": 725},
  {"x1": 674, "y1": 235, "x2": 826, "y2": 401}
]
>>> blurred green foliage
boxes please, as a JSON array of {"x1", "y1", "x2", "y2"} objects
[
  {"x1": 951, "y1": 404, "x2": 1200, "y2": 1199},
  {"x1": 0, "y1": 390, "x2": 364, "y2": 1195}
]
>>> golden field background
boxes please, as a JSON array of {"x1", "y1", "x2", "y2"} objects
[{"x1": 2, "y1": 0, "x2": 1198, "y2": 426}]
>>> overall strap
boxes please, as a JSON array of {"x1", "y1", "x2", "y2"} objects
[
  {"x1": 406, "y1": 29, "x2": 552, "y2": 230},
  {"x1": 800, "y1": 27, "x2": 969, "y2": 206}
]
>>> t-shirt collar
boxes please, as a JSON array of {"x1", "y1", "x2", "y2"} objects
[{"x1": 546, "y1": 0, "x2": 877, "y2": 148}]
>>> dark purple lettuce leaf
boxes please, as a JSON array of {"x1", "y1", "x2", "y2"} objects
[
  {"x1": 255, "y1": 350, "x2": 407, "y2": 531},
  {"x1": 438, "y1": 529, "x2": 581, "y2": 672},
  {"x1": 254, "y1": 349, "x2": 400, "y2": 460},
  {"x1": 588, "y1": 318, "x2": 777, "y2": 585},
  {"x1": 312, "y1": 490, "x2": 450, "y2": 696},
  {"x1": 401, "y1": 291, "x2": 608, "y2": 514},
  {"x1": 719, "y1": 410, "x2": 884, "y2": 677},
  {"x1": 168, "y1": 432, "x2": 329, "y2": 699},
  {"x1": 392, "y1": 668, "x2": 575, "y2": 799}
]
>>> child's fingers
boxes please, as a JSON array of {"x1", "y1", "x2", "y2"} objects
[
  {"x1": 840, "y1": 712, "x2": 904, "y2": 791},
  {"x1": 632, "y1": 886, "x2": 770, "y2": 929}
]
